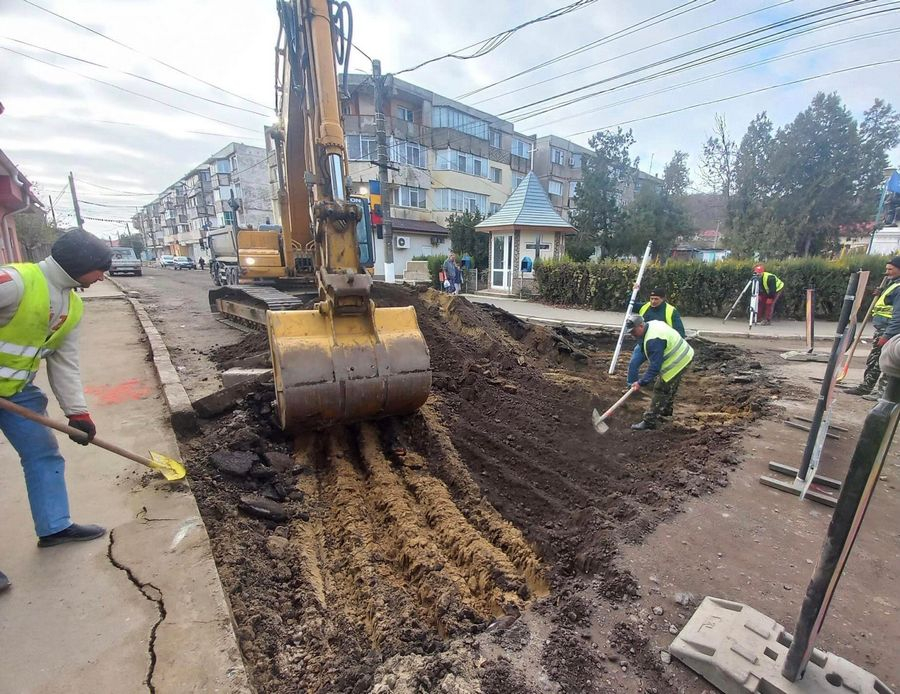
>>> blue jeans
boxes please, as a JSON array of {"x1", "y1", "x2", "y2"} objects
[{"x1": 1, "y1": 385, "x2": 71, "y2": 537}]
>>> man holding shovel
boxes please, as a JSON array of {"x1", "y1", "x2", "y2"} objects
[
  {"x1": 626, "y1": 314, "x2": 694, "y2": 431},
  {"x1": 848, "y1": 257, "x2": 900, "y2": 398},
  {"x1": 0, "y1": 228, "x2": 111, "y2": 594}
]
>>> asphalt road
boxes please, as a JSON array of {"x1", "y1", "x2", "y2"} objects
[{"x1": 115, "y1": 265, "x2": 245, "y2": 400}]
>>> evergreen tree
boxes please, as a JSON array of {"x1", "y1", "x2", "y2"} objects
[
  {"x1": 859, "y1": 99, "x2": 900, "y2": 212},
  {"x1": 446, "y1": 210, "x2": 488, "y2": 269}
]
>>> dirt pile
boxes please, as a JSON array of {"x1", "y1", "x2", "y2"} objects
[{"x1": 188, "y1": 285, "x2": 779, "y2": 693}]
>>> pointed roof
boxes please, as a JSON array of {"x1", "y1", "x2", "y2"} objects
[{"x1": 476, "y1": 171, "x2": 575, "y2": 233}]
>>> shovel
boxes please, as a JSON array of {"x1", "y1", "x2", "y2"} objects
[
  {"x1": 0, "y1": 397, "x2": 186, "y2": 481},
  {"x1": 592, "y1": 387, "x2": 637, "y2": 435}
]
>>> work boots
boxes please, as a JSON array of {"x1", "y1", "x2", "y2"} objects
[
  {"x1": 631, "y1": 420, "x2": 656, "y2": 431},
  {"x1": 38, "y1": 523, "x2": 106, "y2": 548}
]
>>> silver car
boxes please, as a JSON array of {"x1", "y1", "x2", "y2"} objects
[{"x1": 109, "y1": 247, "x2": 142, "y2": 276}]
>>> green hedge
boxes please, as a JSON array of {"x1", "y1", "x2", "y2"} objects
[
  {"x1": 534, "y1": 256, "x2": 892, "y2": 320},
  {"x1": 412, "y1": 254, "x2": 448, "y2": 289}
]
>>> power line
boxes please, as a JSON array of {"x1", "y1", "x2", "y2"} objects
[
  {"x1": 527, "y1": 24, "x2": 900, "y2": 131},
  {"x1": 2, "y1": 37, "x2": 272, "y2": 117},
  {"x1": 458, "y1": 0, "x2": 716, "y2": 100},
  {"x1": 505, "y1": 1, "x2": 897, "y2": 122},
  {"x1": 19, "y1": 0, "x2": 269, "y2": 110},
  {"x1": 468, "y1": 0, "x2": 796, "y2": 106},
  {"x1": 566, "y1": 57, "x2": 900, "y2": 137},
  {"x1": 394, "y1": 0, "x2": 601, "y2": 76},
  {"x1": 2, "y1": 46, "x2": 263, "y2": 133}
]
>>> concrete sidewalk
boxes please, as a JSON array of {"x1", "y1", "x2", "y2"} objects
[
  {"x1": 465, "y1": 293, "x2": 872, "y2": 340},
  {"x1": 0, "y1": 280, "x2": 249, "y2": 693}
]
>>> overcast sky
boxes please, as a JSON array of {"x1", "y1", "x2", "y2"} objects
[{"x1": 3, "y1": 0, "x2": 899, "y2": 238}]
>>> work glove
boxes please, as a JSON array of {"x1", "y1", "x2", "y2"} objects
[
  {"x1": 68, "y1": 413, "x2": 96, "y2": 445},
  {"x1": 877, "y1": 336, "x2": 890, "y2": 348}
]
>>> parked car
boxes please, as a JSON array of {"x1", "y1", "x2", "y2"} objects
[
  {"x1": 109, "y1": 247, "x2": 142, "y2": 276},
  {"x1": 158, "y1": 254, "x2": 176, "y2": 268},
  {"x1": 173, "y1": 256, "x2": 196, "y2": 270}
]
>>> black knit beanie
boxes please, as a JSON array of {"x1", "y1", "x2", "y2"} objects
[
  {"x1": 890, "y1": 256, "x2": 900, "y2": 270},
  {"x1": 51, "y1": 228, "x2": 112, "y2": 279}
]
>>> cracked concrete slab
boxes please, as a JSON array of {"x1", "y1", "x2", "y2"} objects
[{"x1": 0, "y1": 283, "x2": 249, "y2": 693}]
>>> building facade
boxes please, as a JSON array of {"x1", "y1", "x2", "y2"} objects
[
  {"x1": 134, "y1": 143, "x2": 271, "y2": 261},
  {"x1": 530, "y1": 135, "x2": 592, "y2": 218},
  {"x1": 0, "y1": 148, "x2": 35, "y2": 264}
]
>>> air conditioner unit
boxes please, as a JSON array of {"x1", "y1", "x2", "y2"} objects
[{"x1": 395, "y1": 236, "x2": 410, "y2": 249}]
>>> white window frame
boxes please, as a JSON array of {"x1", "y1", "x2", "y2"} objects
[
  {"x1": 489, "y1": 128, "x2": 502, "y2": 148},
  {"x1": 548, "y1": 179, "x2": 564, "y2": 196},
  {"x1": 490, "y1": 167, "x2": 502, "y2": 184},
  {"x1": 569, "y1": 180, "x2": 578, "y2": 199},
  {"x1": 391, "y1": 185, "x2": 427, "y2": 209},
  {"x1": 390, "y1": 138, "x2": 426, "y2": 168},
  {"x1": 571, "y1": 153, "x2": 583, "y2": 169},
  {"x1": 435, "y1": 148, "x2": 488, "y2": 178},
  {"x1": 513, "y1": 174, "x2": 525, "y2": 189},
  {"x1": 346, "y1": 134, "x2": 378, "y2": 161},
  {"x1": 489, "y1": 202, "x2": 501, "y2": 215},
  {"x1": 551, "y1": 147, "x2": 566, "y2": 165},
  {"x1": 512, "y1": 138, "x2": 531, "y2": 159},
  {"x1": 397, "y1": 106, "x2": 414, "y2": 123},
  {"x1": 434, "y1": 188, "x2": 488, "y2": 213}
]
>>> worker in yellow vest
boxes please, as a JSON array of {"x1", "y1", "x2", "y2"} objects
[
  {"x1": 848, "y1": 257, "x2": 900, "y2": 396},
  {"x1": 626, "y1": 315, "x2": 694, "y2": 431},
  {"x1": 0, "y1": 228, "x2": 111, "y2": 595},
  {"x1": 638, "y1": 288, "x2": 686, "y2": 337},
  {"x1": 753, "y1": 264, "x2": 784, "y2": 325}
]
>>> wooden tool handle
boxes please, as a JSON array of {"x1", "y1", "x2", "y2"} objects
[
  {"x1": 599, "y1": 388, "x2": 635, "y2": 420},
  {"x1": 0, "y1": 396, "x2": 153, "y2": 470}
]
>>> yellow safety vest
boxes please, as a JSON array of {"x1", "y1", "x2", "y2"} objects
[
  {"x1": 639, "y1": 301, "x2": 675, "y2": 329},
  {"x1": 643, "y1": 320, "x2": 694, "y2": 383},
  {"x1": 761, "y1": 272, "x2": 784, "y2": 294},
  {"x1": 873, "y1": 281, "x2": 900, "y2": 319},
  {"x1": 0, "y1": 264, "x2": 83, "y2": 397}
]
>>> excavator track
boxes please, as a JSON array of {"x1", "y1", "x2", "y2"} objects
[{"x1": 209, "y1": 285, "x2": 312, "y2": 327}]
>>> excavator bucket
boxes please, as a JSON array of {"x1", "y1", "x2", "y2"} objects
[{"x1": 267, "y1": 305, "x2": 431, "y2": 431}]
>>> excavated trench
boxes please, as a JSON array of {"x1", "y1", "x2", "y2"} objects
[{"x1": 186, "y1": 286, "x2": 779, "y2": 693}]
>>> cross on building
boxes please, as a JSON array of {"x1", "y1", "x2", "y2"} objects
[{"x1": 525, "y1": 238, "x2": 550, "y2": 259}]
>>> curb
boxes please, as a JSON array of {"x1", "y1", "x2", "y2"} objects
[{"x1": 106, "y1": 276, "x2": 199, "y2": 437}]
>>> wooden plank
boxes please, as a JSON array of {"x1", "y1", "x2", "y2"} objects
[
  {"x1": 784, "y1": 419, "x2": 840, "y2": 440},
  {"x1": 767, "y1": 461, "x2": 843, "y2": 490},
  {"x1": 790, "y1": 415, "x2": 849, "y2": 433}
]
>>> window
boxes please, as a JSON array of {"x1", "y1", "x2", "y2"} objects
[
  {"x1": 199, "y1": 170, "x2": 211, "y2": 182},
  {"x1": 489, "y1": 128, "x2": 502, "y2": 148},
  {"x1": 390, "y1": 138, "x2": 425, "y2": 167},
  {"x1": 215, "y1": 159, "x2": 231, "y2": 174},
  {"x1": 222, "y1": 210, "x2": 236, "y2": 226},
  {"x1": 346, "y1": 134, "x2": 378, "y2": 161},
  {"x1": 490, "y1": 167, "x2": 502, "y2": 184},
  {"x1": 551, "y1": 148, "x2": 566, "y2": 165},
  {"x1": 230, "y1": 155, "x2": 238, "y2": 174},
  {"x1": 434, "y1": 188, "x2": 488, "y2": 213},
  {"x1": 571, "y1": 153, "x2": 582, "y2": 169},
  {"x1": 489, "y1": 202, "x2": 502, "y2": 215},
  {"x1": 435, "y1": 148, "x2": 488, "y2": 178},
  {"x1": 513, "y1": 174, "x2": 525, "y2": 189},
  {"x1": 397, "y1": 106, "x2": 414, "y2": 123},
  {"x1": 432, "y1": 106, "x2": 489, "y2": 140},
  {"x1": 569, "y1": 180, "x2": 579, "y2": 199},
  {"x1": 512, "y1": 138, "x2": 531, "y2": 159},
  {"x1": 548, "y1": 180, "x2": 563, "y2": 196},
  {"x1": 391, "y1": 185, "x2": 427, "y2": 209}
]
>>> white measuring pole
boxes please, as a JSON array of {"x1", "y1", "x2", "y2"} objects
[
  {"x1": 749, "y1": 275, "x2": 760, "y2": 329},
  {"x1": 608, "y1": 240, "x2": 653, "y2": 375}
]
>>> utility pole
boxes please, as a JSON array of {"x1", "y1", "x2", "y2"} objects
[
  {"x1": 373, "y1": 59, "x2": 395, "y2": 283},
  {"x1": 47, "y1": 195, "x2": 58, "y2": 228},
  {"x1": 68, "y1": 171, "x2": 84, "y2": 228}
]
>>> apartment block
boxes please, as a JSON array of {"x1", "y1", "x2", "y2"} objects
[
  {"x1": 134, "y1": 142, "x2": 271, "y2": 260},
  {"x1": 531, "y1": 135, "x2": 591, "y2": 217}
]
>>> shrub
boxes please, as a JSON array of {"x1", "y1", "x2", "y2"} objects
[
  {"x1": 412, "y1": 254, "x2": 448, "y2": 289},
  {"x1": 535, "y1": 255, "x2": 890, "y2": 320}
]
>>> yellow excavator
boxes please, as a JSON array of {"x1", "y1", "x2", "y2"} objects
[{"x1": 246, "y1": 0, "x2": 431, "y2": 431}]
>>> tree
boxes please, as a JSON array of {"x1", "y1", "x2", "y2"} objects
[
  {"x1": 859, "y1": 99, "x2": 900, "y2": 211},
  {"x1": 569, "y1": 128, "x2": 636, "y2": 258},
  {"x1": 14, "y1": 210, "x2": 58, "y2": 261},
  {"x1": 770, "y1": 92, "x2": 861, "y2": 256},
  {"x1": 698, "y1": 114, "x2": 736, "y2": 204},
  {"x1": 614, "y1": 151, "x2": 693, "y2": 258},
  {"x1": 727, "y1": 112, "x2": 777, "y2": 256},
  {"x1": 446, "y1": 210, "x2": 488, "y2": 269}
]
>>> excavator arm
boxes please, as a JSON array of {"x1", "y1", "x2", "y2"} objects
[{"x1": 268, "y1": 0, "x2": 431, "y2": 431}]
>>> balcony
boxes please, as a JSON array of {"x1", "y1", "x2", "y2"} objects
[{"x1": 344, "y1": 115, "x2": 429, "y2": 145}]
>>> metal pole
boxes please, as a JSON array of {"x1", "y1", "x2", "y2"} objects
[
  {"x1": 68, "y1": 172, "x2": 84, "y2": 228},
  {"x1": 783, "y1": 354, "x2": 900, "y2": 680},
  {"x1": 47, "y1": 195, "x2": 58, "y2": 228},
  {"x1": 608, "y1": 240, "x2": 652, "y2": 375},
  {"x1": 806, "y1": 288, "x2": 815, "y2": 353},
  {"x1": 749, "y1": 275, "x2": 760, "y2": 329},
  {"x1": 373, "y1": 59, "x2": 395, "y2": 283},
  {"x1": 796, "y1": 273, "x2": 859, "y2": 482},
  {"x1": 723, "y1": 279, "x2": 752, "y2": 323}
]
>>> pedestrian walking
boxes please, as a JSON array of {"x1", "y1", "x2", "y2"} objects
[
  {"x1": 754, "y1": 264, "x2": 784, "y2": 325},
  {"x1": 848, "y1": 257, "x2": 900, "y2": 397},
  {"x1": 626, "y1": 315, "x2": 694, "y2": 431},
  {"x1": 0, "y1": 227, "x2": 112, "y2": 595},
  {"x1": 443, "y1": 252, "x2": 461, "y2": 295},
  {"x1": 198, "y1": 257, "x2": 206, "y2": 271}
]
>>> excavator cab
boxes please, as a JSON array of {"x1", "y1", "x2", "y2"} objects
[{"x1": 266, "y1": 0, "x2": 431, "y2": 432}]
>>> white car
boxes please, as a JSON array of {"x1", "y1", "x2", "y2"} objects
[{"x1": 158, "y1": 255, "x2": 176, "y2": 268}]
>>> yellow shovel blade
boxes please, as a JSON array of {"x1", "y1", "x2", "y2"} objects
[{"x1": 149, "y1": 451, "x2": 187, "y2": 481}]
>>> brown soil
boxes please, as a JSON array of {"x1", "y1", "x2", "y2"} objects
[{"x1": 185, "y1": 284, "x2": 779, "y2": 693}]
